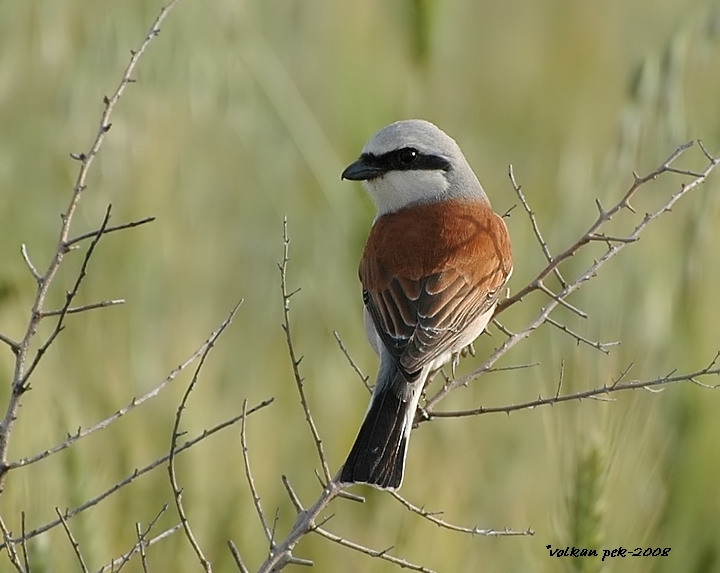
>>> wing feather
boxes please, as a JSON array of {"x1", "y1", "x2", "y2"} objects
[{"x1": 360, "y1": 200, "x2": 513, "y2": 383}]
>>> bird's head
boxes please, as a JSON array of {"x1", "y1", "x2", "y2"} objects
[{"x1": 342, "y1": 119, "x2": 488, "y2": 215}]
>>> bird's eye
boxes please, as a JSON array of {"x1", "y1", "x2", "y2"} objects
[{"x1": 397, "y1": 147, "x2": 418, "y2": 167}]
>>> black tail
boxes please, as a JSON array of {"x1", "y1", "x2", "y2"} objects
[{"x1": 339, "y1": 381, "x2": 415, "y2": 490}]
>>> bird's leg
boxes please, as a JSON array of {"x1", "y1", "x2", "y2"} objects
[
  {"x1": 450, "y1": 342, "x2": 476, "y2": 377},
  {"x1": 451, "y1": 353, "x2": 460, "y2": 378}
]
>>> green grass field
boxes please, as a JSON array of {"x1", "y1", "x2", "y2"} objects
[{"x1": 1, "y1": 1, "x2": 720, "y2": 571}]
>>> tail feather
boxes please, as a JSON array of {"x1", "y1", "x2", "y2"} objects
[{"x1": 340, "y1": 366, "x2": 422, "y2": 490}]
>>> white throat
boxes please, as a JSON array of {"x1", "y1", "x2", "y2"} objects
[{"x1": 363, "y1": 170, "x2": 450, "y2": 215}]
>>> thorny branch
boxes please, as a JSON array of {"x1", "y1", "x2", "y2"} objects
[
  {"x1": 428, "y1": 352, "x2": 720, "y2": 419},
  {"x1": 168, "y1": 313, "x2": 229, "y2": 573},
  {"x1": 422, "y1": 140, "x2": 719, "y2": 414},
  {"x1": 55, "y1": 508, "x2": 90, "y2": 573},
  {"x1": 389, "y1": 491, "x2": 534, "y2": 537},
  {"x1": 2, "y1": 0, "x2": 718, "y2": 570},
  {"x1": 8, "y1": 304, "x2": 248, "y2": 471},
  {"x1": 98, "y1": 524, "x2": 183, "y2": 573},
  {"x1": 247, "y1": 140, "x2": 719, "y2": 572},
  {"x1": 240, "y1": 399, "x2": 275, "y2": 551},
  {"x1": 0, "y1": 0, "x2": 183, "y2": 495},
  {"x1": 1, "y1": 397, "x2": 273, "y2": 552},
  {"x1": 279, "y1": 217, "x2": 332, "y2": 484},
  {"x1": 251, "y1": 220, "x2": 532, "y2": 573},
  {"x1": 98, "y1": 504, "x2": 171, "y2": 573},
  {"x1": 0, "y1": 2, "x2": 280, "y2": 571}
]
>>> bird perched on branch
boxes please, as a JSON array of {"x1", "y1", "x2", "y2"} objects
[{"x1": 339, "y1": 119, "x2": 513, "y2": 490}]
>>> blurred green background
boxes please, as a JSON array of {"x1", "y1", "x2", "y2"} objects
[{"x1": 1, "y1": 0, "x2": 720, "y2": 571}]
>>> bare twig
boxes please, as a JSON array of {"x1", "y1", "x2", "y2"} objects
[
  {"x1": 497, "y1": 141, "x2": 716, "y2": 316},
  {"x1": 20, "y1": 245, "x2": 41, "y2": 283},
  {"x1": 334, "y1": 331, "x2": 372, "y2": 393},
  {"x1": 422, "y1": 141, "x2": 719, "y2": 414},
  {"x1": 227, "y1": 540, "x2": 251, "y2": 573},
  {"x1": 24, "y1": 205, "x2": 113, "y2": 390},
  {"x1": 509, "y1": 164, "x2": 567, "y2": 289},
  {"x1": 545, "y1": 317, "x2": 620, "y2": 353},
  {"x1": 279, "y1": 218, "x2": 332, "y2": 483},
  {"x1": 0, "y1": 0, "x2": 183, "y2": 495},
  {"x1": 97, "y1": 524, "x2": 183, "y2": 573},
  {"x1": 66, "y1": 216, "x2": 156, "y2": 247},
  {"x1": 555, "y1": 361, "x2": 565, "y2": 399},
  {"x1": 2, "y1": 397, "x2": 273, "y2": 550},
  {"x1": 55, "y1": 508, "x2": 90, "y2": 573},
  {"x1": 135, "y1": 523, "x2": 150, "y2": 573},
  {"x1": 536, "y1": 283, "x2": 587, "y2": 319},
  {"x1": 427, "y1": 353, "x2": 720, "y2": 419},
  {"x1": 390, "y1": 491, "x2": 534, "y2": 537},
  {"x1": 167, "y1": 304, "x2": 244, "y2": 573},
  {"x1": 98, "y1": 505, "x2": 170, "y2": 573},
  {"x1": 0, "y1": 514, "x2": 24, "y2": 572},
  {"x1": 0, "y1": 333, "x2": 19, "y2": 355},
  {"x1": 39, "y1": 299, "x2": 125, "y2": 317},
  {"x1": 8, "y1": 304, "x2": 244, "y2": 471},
  {"x1": 20, "y1": 514, "x2": 29, "y2": 573},
  {"x1": 313, "y1": 525, "x2": 437, "y2": 573},
  {"x1": 240, "y1": 399, "x2": 274, "y2": 549},
  {"x1": 256, "y1": 478, "x2": 343, "y2": 572}
]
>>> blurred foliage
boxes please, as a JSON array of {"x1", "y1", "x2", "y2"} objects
[{"x1": 0, "y1": 0, "x2": 719, "y2": 571}]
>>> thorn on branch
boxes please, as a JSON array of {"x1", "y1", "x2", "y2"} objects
[
  {"x1": 545, "y1": 317, "x2": 619, "y2": 353},
  {"x1": 697, "y1": 139, "x2": 719, "y2": 164},
  {"x1": 665, "y1": 166, "x2": 706, "y2": 178},
  {"x1": 610, "y1": 363, "x2": 634, "y2": 389},
  {"x1": 334, "y1": 331, "x2": 372, "y2": 394},
  {"x1": 66, "y1": 215, "x2": 156, "y2": 247},
  {"x1": 314, "y1": 512, "x2": 335, "y2": 530},
  {"x1": 501, "y1": 204, "x2": 516, "y2": 218},
  {"x1": 337, "y1": 489, "x2": 365, "y2": 503},
  {"x1": 587, "y1": 233, "x2": 637, "y2": 246},
  {"x1": 20, "y1": 244, "x2": 42, "y2": 283},
  {"x1": 287, "y1": 556, "x2": 314, "y2": 567},
  {"x1": 508, "y1": 165, "x2": 567, "y2": 287},
  {"x1": 390, "y1": 490, "x2": 533, "y2": 537},
  {"x1": 0, "y1": 333, "x2": 21, "y2": 355},
  {"x1": 555, "y1": 361, "x2": 565, "y2": 399},
  {"x1": 642, "y1": 385, "x2": 665, "y2": 394},
  {"x1": 312, "y1": 523, "x2": 438, "y2": 572},
  {"x1": 537, "y1": 283, "x2": 587, "y2": 319},
  {"x1": 39, "y1": 299, "x2": 126, "y2": 318}
]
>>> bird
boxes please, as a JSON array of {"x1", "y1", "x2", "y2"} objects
[{"x1": 338, "y1": 119, "x2": 513, "y2": 490}]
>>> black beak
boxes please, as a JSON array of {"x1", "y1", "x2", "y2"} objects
[{"x1": 341, "y1": 157, "x2": 386, "y2": 181}]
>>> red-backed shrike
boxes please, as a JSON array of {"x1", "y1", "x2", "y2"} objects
[{"x1": 339, "y1": 119, "x2": 513, "y2": 490}]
